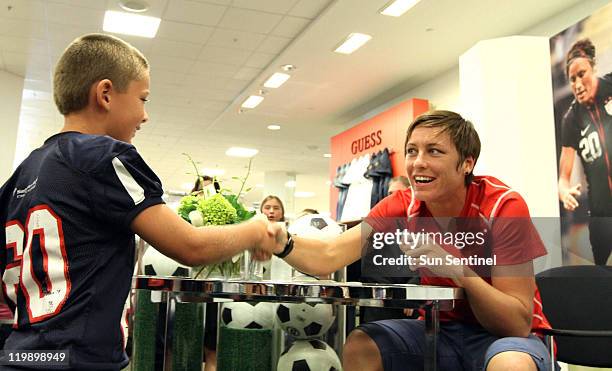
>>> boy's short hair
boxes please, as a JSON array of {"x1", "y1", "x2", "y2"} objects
[{"x1": 53, "y1": 33, "x2": 149, "y2": 115}]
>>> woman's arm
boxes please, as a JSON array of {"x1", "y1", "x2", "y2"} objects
[
  {"x1": 457, "y1": 263, "x2": 535, "y2": 337},
  {"x1": 280, "y1": 223, "x2": 366, "y2": 276}
]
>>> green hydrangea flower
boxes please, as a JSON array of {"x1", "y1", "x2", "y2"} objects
[{"x1": 197, "y1": 194, "x2": 238, "y2": 226}]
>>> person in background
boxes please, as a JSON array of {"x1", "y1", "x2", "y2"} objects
[
  {"x1": 260, "y1": 195, "x2": 285, "y2": 222},
  {"x1": 387, "y1": 176, "x2": 410, "y2": 196},
  {"x1": 191, "y1": 175, "x2": 221, "y2": 195},
  {"x1": 558, "y1": 38, "x2": 612, "y2": 265},
  {"x1": 296, "y1": 208, "x2": 319, "y2": 219}
]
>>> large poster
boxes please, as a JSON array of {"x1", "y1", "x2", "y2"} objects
[{"x1": 550, "y1": 2, "x2": 612, "y2": 266}]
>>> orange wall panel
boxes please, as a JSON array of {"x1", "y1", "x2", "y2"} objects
[{"x1": 328, "y1": 98, "x2": 429, "y2": 219}]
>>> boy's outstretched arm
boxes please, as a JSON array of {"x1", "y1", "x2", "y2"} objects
[{"x1": 131, "y1": 204, "x2": 280, "y2": 267}]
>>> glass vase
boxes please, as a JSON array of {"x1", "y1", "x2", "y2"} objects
[{"x1": 191, "y1": 252, "x2": 244, "y2": 280}]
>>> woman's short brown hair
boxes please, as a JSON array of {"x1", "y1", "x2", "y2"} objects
[{"x1": 405, "y1": 110, "x2": 481, "y2": 186}]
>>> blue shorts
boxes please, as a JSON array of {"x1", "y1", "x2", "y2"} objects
[{"x1": 358, "y1": 319, "x2": 557, "y2": 371}]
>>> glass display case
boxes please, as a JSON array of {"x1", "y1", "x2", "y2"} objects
[{"x1": 132, "y1": 276, "x2": 463, "y2": 371}]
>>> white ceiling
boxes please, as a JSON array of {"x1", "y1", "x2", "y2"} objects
[{"x1": 0, "y1": 0, "x2": 586, "y2": 205}]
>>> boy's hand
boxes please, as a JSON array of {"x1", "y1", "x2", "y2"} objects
[
  {"x1": 249, "y1": 215, "x2": 285, "y2": 256},
  {"x1": 250, "y1": 248, "x2": 271, "y2": 261},
  {"x1": 269, "y1": 221, "x2": 288, "y2": 255}
]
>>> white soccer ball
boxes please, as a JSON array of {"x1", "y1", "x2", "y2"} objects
[
  {"x1": 275, "y1": 301, "x2": 335, "y2": 339},
  {"x1": 221, "y1": 302, "x2": 274, "y2": 329},
  {"x1": 142, "y1": 246, "x2": 189, "y2": 277},
  {"x1": 288, "y1": 214, "x2": 343, "y2": 239},
  {"x1": 277, "y1": 339, "x2": 342, "y2": 371}
]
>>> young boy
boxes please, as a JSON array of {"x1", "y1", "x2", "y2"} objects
[{"x1": 0, "y1": 34, "x2": 278, "y2": 370}]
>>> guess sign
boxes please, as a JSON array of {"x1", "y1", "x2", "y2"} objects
[{"x1": 351, "y1": 130, "x2": 382, "y2": 154}]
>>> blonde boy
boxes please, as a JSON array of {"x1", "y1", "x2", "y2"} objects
[{"x1": 0, "y1": 34, "x2": 277, "y2": 370}]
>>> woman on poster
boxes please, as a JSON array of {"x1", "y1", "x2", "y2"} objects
[{"x1": 558, "y1": 38, "x2": 612, "y2": 265}]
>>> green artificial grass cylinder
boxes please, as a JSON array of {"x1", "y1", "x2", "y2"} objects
[
  {"x1": 132, "y1": 290, "x2": 157, "y2": 371},
  {"x1": 132, "y1": 290, "x2": 204, "y2": 371},
  {"x1": 172, "y1": 302, "x2": 204, "y2": 371},
  {"x1": 217, "y1": 327, "x2": 273, "y2": 371}
]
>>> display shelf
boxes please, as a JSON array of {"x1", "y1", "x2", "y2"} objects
[{"x1": 133, "y1": 276, "x2": 463, "y2": 371}]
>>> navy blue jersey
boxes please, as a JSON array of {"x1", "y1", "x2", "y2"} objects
[
  {"x1": 0, "y1": 132, "x2": 164, "y2": 370},
  {"x1": 562, "y1": 73, "x2": 612, "y2": 216}
]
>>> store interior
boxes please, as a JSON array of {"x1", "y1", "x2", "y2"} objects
[
  {"x1": 0, "y1": 0, "x2": 609, "y2": 218},
  {"x1": 1, "y1": 0, "x2": 611, "y2": 370}
]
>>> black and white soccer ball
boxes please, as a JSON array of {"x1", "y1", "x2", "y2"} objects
[
  {"x1": 288, "y1": 214, "x2": 343, "y2": 239},
  {"x1": 275, "y1": 302, "x2": 335, "y2": 339},
  {"x1": 277, "y1": 339, "x2": 342, "y2": 371},
  {"x1": 142, "y1": 246, "x2": 189, "y2": 277},
  {"x1": 221, "y1": 302, "x2": 274, "y2": 329}
]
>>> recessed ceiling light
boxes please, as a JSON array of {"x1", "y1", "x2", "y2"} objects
[
  {"x1": 241, "y1": 95, "x2": 264, "y2": 109},
  {"x1": 263, "y1": 72, "x2": 290, "y2": 88},
  {"x1": 267, "y1": 124, "x2": 281, "y2": 131},
  {"x1": 323, "y1": 153, "x2": 332, "y2": 158},
  {"x1": 225, "y1": 147, "x2": 259, "y2": 158},
  {"x1": 380, "y1": 0, "x2": 421, "y2": 17},
  {"x1": 294, "y1": 191, "x2": 315, "y2": 198},
  {"x1": 281, "y1": 64, "x2": 296, "y2": 72},
  {"x1": 119, "y1": 0, "x2": 150, "y2": 12},
  {"x1": 201, "y1": 168, "x2": 225, "y2": 177},
  {"x1": 103, "y1": 10, "x2": 160, "y2": 38},
  {"x1": 285, "y1": 180, "x2": 296, "y2": 188},
  {"x1": 334, "y1": 33, "x2": 372, "y2": 54}
]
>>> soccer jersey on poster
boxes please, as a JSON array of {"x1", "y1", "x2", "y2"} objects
[
  {"x1": 562, "y1": 73, "x2": 612, "y2": 216},
  {"x1": 0, "y1": 132, "x2": 164, "y2": 370}
]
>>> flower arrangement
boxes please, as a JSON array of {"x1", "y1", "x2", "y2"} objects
[{"x1": 177, "y1": 154, "x2": 256, "y2": 278}]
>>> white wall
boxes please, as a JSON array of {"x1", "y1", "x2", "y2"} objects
[
  {"x1": 460, "y1": 36, "x2": 559, "y2": 218},
  {"x1": 460, "y1": 36, "x2": 563, "y2": 268},
  {"x1": 294, "y1": 173, "x2": 331, "y2": 218},
  {"x1": 395, "y1": 0, "x2": 611, "y2": 113},
  {"x1": 0, "y1": 70, "x2": 24, "y2": 182}
]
